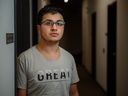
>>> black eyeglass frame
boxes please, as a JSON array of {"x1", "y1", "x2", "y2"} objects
[{"x1": 41, "y1": 20, "x2": 65, "y2": 26}]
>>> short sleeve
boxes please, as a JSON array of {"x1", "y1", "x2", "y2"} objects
[
  {"x1": 17, "y1": 54, "x2": 27, "y2": 89},
  {"x1": 71, "y1": 56, "x2": 80, "y2": 84}
]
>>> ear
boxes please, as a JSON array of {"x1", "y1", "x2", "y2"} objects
[{"x1": 37, "y1": 25, "x2": 41, "y2": 41}]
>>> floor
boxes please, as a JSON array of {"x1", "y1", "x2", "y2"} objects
[{"x1": 77, "y1": 64, "x2": 106, "y2": 96}]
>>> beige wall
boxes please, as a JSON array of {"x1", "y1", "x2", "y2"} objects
[
  {"x1": 37, "y1": 0, "x2": 50, "y2": 41},
  {"x1": 38, "y1": 0, "x2": 50, "y2": 11},
  {"x1": 82, "y1": 0, "x2": 116, "y2": 91},
  {"x1": 117, "y1": 0, "x2": 128, "y2": 95},
  {"x1": 82, "y1": 0, "x2": 92, "y2": 73}
]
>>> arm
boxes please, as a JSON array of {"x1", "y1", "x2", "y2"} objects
[
  {"x1": 70, "y1": 83, "x2": 79, "y2": 96},
  {"x1": 17, "y1": 88, "x2": 27, "y2": 96},
  {"x1": 17, "y1": 55, "x2": 28, "y2": 96}
]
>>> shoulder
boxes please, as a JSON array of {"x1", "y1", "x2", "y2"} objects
[
  {"x1": 17, "y1": 46, "x2": 37, "y2": 68},
  {"x1": 60, "y1": 47, "x2": 74, "y2": 60},
  {"x1": 18, "y1": 46, "x2": 36, "y2": 61}
]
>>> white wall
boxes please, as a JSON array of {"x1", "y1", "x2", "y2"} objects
[
  {"x1": 117, "y1": 0, "x2": 128, "y2": 95},
  {"x1": 0, "y1": 0, "x2": 14, "y2": 95},
  {"x1": 82, "y1": 0, "x2": 116, "y2": 91}
]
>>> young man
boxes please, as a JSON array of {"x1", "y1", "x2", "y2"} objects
[{"x1": 17, "y1": 5, "x2": 79, "y2": 96}]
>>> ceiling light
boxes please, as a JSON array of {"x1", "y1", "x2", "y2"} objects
[{"x1": 64, "y1": 0, "x2": 68, "y2": 3}]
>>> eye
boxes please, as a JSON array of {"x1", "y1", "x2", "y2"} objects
[
  {"x1": 44, "y1": 21, "x2": 53, "y2": 26},
  {"x1": 56, "y1": 21, "x2": 65, "y2": 26}
]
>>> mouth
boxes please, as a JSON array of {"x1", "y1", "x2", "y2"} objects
[{"x1": 50, "y1": 33, "x2": 59, "y2": 37}]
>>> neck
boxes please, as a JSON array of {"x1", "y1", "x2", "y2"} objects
[
  {"x1": 37, "y1": 40, "x2": 59, "y2": 53},
  {"x1": 36, "y1": 40, "x2": 60, "y2": 60}
]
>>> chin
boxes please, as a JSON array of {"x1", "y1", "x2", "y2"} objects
[
  {"x1": 50, "y1": 40, "x2": 60, "y2": 43},
  {"x1": 49, "y1": 38, "x2": 62, "y2": 42}
]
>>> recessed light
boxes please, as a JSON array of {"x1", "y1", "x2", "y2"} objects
[{"x1": 64, "y1": 0, "x2": 68, "y2": 3}]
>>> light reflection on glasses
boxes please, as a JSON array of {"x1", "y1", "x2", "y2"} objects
[{"x1": 41, "y1": 20, "x2": 65, "y2": 27}]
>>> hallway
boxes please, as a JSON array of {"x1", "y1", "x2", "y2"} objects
[{"x1": 77, "y1": 65, "x2": 106, "y2": 96}]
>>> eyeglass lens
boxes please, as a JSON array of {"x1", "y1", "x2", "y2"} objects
[{"x1": 41, "y1": 20, "x2": 65, "y2": 26}]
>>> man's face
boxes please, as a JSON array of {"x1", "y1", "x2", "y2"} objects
[{"x1": 38, "y1": 13, "x2": 65, "y2": 43}]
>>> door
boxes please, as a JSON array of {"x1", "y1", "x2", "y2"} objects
[
  {"x1": 91, "y1": 12, "x2": 97, "y2": 79},
  {"x1": 107, "y1": 2, "x2": 117, "y2": 96},
  {"x1": 32, "y1": 0, "x2": 38, "y2": 45},
  {"x1": 16, "y1": 0, "x2": 30, "y2": 56}
]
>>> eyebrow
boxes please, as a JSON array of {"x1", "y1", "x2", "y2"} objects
[{"x1": 42, "y1": 19, "x2": 64, "y2": 22}]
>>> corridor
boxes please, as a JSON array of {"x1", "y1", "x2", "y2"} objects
[
  {"x1": 77, "y1": 65, "x2": 106, "y2": 96},
  {"x1": 0, "y1": 0, "x2": 128, "y2": 95}
]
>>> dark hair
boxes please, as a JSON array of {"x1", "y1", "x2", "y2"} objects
[{"x1": 37, "y1": 4, "x2": 64, "y2": 25}]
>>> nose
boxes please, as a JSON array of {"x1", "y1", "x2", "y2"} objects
[
  {"x1": 51, "y1": 23, "x2": 57, "y2": 31},
  {"x1": 52, "y1": 23, "x2": 57, "y2": 28}
]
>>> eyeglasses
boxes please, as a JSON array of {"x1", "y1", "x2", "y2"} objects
[{"x1": 41, "y1": 20, "x2": 65, "y2": 27}]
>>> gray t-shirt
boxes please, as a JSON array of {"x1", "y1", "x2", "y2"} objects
[{"x1": 17, "y1": 46, "x2": 79, "y2": 96}]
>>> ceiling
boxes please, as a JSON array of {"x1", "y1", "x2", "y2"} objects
[{"x1": 49, "y1": 0, "x2": 82, "y2": 16}]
